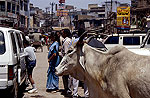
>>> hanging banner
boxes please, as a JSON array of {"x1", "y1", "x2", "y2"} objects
[{"x1": 117, "y1": 7, "x2": 130, "y2": 30}]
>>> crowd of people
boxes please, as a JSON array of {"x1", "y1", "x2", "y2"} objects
[{"x1": 24, "y1": 28, "x2": 89, "y2": 98}]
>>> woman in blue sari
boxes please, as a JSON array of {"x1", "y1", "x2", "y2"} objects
[{"x1": 46, "y1": 32, "x2": 60, "y2": 92}]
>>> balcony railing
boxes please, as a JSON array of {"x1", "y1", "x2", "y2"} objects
[{"x1": 0, "y1": 12, "x2": 17, "y2": 19}]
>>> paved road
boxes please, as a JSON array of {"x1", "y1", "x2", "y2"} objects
[{"x1": 23, "y1": 46, "x2": 84, "y2": 98}]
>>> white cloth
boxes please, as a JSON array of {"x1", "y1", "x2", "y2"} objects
[
  {"x1": 147, "y1": 15, "x2": 150, "y2": 28},
  {"x1": 72, "y1": 78, "x2": 79, "y2": 96},
  {"x1": 22, "y1": 46, "x2": 36, "y2": 61},
  {"x1": 62, "y1": 37, "x2": 71, "y2": 55},
  {"x1": 84, "y1": 83, "x2": 89, "y2": 97},
  {"x1": 61, "y1": 37, "x2": 72, "y2": 94},
  {"x1": 60, "y1": 36, "x2": 64, "y2": 46},
  {"x1": 25, "y1": 36, "x2": 30, "y2": 42}
]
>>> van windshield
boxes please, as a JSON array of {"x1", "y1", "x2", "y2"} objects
[{"x1": 0, "y1": 31, "x2": 5, "y2": 54}]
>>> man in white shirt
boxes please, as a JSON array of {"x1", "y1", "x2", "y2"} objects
[{"x1": 61, "y1": 29, "x2": 72, "y2": 96}]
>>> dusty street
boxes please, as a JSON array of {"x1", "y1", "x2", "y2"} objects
[{"x1": 23, "y1": 46, "x2": 84, "y2": 98}]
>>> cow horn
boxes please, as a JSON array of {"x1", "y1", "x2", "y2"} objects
[{"x1": 78, "y1": 31, "x2": 88, "y2": 42}]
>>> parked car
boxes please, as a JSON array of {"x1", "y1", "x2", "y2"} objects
[
  {"x1": 102, "y1": 33, "x2": 146, "y2": 49},
  {"x1": 102, "y1": 33, "x2": 150, "y2": 56},
  {"x1": 0, "y1": 27, "x2": 28, "y2": 98}
]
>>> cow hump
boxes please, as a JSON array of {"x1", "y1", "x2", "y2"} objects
[{"x1": 108, "y1": 45, "x2": 126, "y2": 55}]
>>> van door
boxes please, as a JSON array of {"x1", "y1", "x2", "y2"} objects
[
  {"x1": 15, "y1": 32, "x2": 26, "y2": 84},
  {"x1": 9, "y1": 31, "x2": 18, "y2": 82}
]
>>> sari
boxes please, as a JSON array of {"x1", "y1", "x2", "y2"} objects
[{"x1": 46, "y1": 41, "x2": 60, "y2": 90}]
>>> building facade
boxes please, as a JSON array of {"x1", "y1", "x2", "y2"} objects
[
  {"x1": 29, "y1": 3, "x2": 44, "y2": 32},
  {"x1": 131, "y1": 0, "x2": 150, "y2": 30},
  {"x1": 0, "y1": 0, "x2": 30, "y2": 31}
]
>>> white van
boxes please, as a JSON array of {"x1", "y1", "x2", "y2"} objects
[
  {"x1": 0, "y1": 27, "x2": 28, "y2": 97},
  {"x1": 102, "y1": 33, "x2": 146, "y2": 49},
  {"x1": 101, "y1": 33, "x2": 150, "y2": 56}
]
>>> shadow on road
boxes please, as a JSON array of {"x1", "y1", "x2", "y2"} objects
[
  {"x1": 29, "y1": 95, "x2": 45, "y2": 98},
  {"x1": 57, "y1": 89, "x2": 85, "y2": 98},
  {"x1": 0, "y1": 83, "x2": 28, "y2": 98}
]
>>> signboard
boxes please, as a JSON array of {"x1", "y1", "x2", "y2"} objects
[
  {"x1": 57, "y1": 10, "x2": 68, "y2": 16},
  {"x1": 117, "y1": 7, "x2": 130, "y2": 30},
  {"x1": 59, "y1": 0, "x2": 65, "y2": 3}
]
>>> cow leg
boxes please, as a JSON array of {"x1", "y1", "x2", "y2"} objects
[
  {"x1": 86, "y1": 80, "x2": 109, "y2": 98},
  {"x1": 112, "y1": 75, "x2": 131, "y2": 98}
]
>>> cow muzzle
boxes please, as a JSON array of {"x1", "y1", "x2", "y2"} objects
[{"x1": 55, "y1": 67, "x2": 63, "y2": 76}]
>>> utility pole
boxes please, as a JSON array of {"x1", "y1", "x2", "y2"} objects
[
  {"x1": 69, "y1": 9, "x2": 72, "y2": 31},
  {"x1": 110, "y1": 0, "x2": 113, "y2": 34},
  {"x1": 111, "y1": 0, "x2": 112, "y2": 13},
  {"x1": 50, "y1": 2, "x2": 55, "y2": 31},
  {"x1": 45, "y1": 7, "x2": 50, "y2": 32},
  {"x1": 106, "y1": 0, "x2": 108, "y2": 33}
]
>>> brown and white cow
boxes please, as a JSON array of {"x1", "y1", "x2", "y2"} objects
[{"x1": 56, "y1": 36, "x2": 150, "y2": 98}]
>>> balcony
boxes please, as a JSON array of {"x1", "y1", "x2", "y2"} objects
[
  {"x1": 7, "y1": 12, "x2": 17, "y2": 18},
  {"x1": 0, "y1": 12, "x2": 17, "y2": 19}
]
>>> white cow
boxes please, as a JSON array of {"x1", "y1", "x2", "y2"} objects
[{"x1": 56, "y1": 36, "x2": 150, "y2": 98}]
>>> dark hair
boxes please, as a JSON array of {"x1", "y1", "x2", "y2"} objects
[
  {"x1": 63, "y1": 29, "x2": 71, "y2": 37},
  {"x1": 22, "y1": 34, "x2": 30, "y2": 47},
  {"x1": 56, "y1": 30, "x2": 60, "y2": 34},
  {"x1": 72, "y1": 31, "x2": 78, "y2": 38},
  {"x1": 24, "y1": 40, "x2": 30, "y2": 46},
  {"x1": 50, "y1": 31, "x2": 60, "y2": 45}
]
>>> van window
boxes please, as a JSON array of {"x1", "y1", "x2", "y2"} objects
[
  {"x1": 0, "y1": 31, "x2": 5, "y2": 54},
  {"x1": 123, "y1": 37, "x2": 140, "y2": 45},
  {"x1": 10, "y1": 31, "x2": 17, "y2": 54},
  {"x1": 16, "y1": 33, "x2": 23, "y2": 52},
  {"x1": 104, "y1": 36, "x2": 119, "y2": 44}
]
